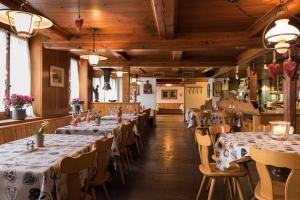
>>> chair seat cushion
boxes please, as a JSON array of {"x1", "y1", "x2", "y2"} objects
[
  {"x1": 255, "y1": 181, "x2": 285, "y2": 200},
  {"x1": 199, "y1": 163, "x2": 247, "y2": 177}
]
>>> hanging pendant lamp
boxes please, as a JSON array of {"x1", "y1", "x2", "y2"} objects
[
  {"x1": 80, "y1": 28, "x2": 107, "y2": 66},
  {"x1": 262, "y1": 1, "x2": 300, "y2": 54},
  {"x1": 0, "y1": 1, "x2": 53, "y2": 38}
]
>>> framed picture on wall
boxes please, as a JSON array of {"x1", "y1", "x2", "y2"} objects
[
  {"x1": 161, "y1": 89, "x2": 177, "y2": 99},
  {"x1": 213, "y1": 81, "x2": 222, "y2": 97},
  {"x1": 50, "y1": 66, "x2": 64, "y2": 87}
]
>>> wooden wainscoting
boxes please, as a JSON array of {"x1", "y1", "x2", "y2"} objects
[
  {"x1": 0, "y1": 116, "x2": 71, "y2": 144},
  {"x1": 156, "y1": 103, "x2": 182, "y2": 109},
  {"x1": 90, "y1": 102, "x2": 140, "y2": 115}
]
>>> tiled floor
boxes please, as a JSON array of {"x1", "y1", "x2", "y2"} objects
[{"x1": 96, "y1": 114, "x2": 256, "y2": 200}]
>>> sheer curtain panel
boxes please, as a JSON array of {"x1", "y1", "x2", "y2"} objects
[
  {"x1": 10, "y1": 34, "x2": 33, "y2": 116},
  {"x1": 0, "y1": 29, "x2": 7, "y2": 112},
  {"x1": 70, "y1": 58, "x2": 80, "y2": 100}
]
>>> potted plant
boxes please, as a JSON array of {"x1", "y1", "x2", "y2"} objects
[
  {"x1": 36, "y1": 120, "x2": 49, "y2": 147},
  {"x1": 3, "y1": 94, "x2": 33, "y2": 120},
  {"x1": 70, "y1": 98, "x2": 84, "y2": 113}
]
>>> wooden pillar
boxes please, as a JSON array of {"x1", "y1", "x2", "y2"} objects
[
  {"x1": 283, "y1": 47, "x2": 298, "y2": 131},
  {"x1": 29, "y1": 35, "x2": 43, "y2": 117},
  {"x1": 79, "y1": 60, "x2": 90, "y2": 111},
  {"x1": 247, "y1": 66, "x2": 257, "y2": 101},
  {"x1": 122, "y1": 67, "x2": 130, "y2": 102}
]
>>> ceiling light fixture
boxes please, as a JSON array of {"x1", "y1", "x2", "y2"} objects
[
  {"x1": 262, "y1": 2, "x2": 300, "y2": 54},
  {"x1": 80, "y1": 28, "x2": 107, "y2": 66},
  {"x1": 0, "y1": 1, "x2": 53, "y2": 38}
]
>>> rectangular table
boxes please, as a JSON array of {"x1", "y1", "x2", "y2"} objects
[
  {"x1": 100, "y1": 114, "x2": 137, "y2": 121},
  {"x1": 0, "y1": 134, "x2": 103, "y2": 200},
  {"x1": 55, "y1": 120, "x2": 122, "y2": 156}
]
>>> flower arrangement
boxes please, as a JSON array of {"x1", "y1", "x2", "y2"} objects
[
  {"x1": 70, "y1": 98, "x2": 84, "y2": 106},
  {"x1": 38, "y1": 121, "x2": 49, "y2": 135},
  {"x1": 3, "y1": 94, "x2": 33, "y2": 110}
]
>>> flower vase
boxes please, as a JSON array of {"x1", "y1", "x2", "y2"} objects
[
  {"x1": 72, "y1": 105, "x2": 81, "y2": 113},
  {"x1": 36, "y1": 134, "x2": 44, "y2": 147},
  {"x1": 12, "y1": 109, "x2": 26, "y2": 120}
]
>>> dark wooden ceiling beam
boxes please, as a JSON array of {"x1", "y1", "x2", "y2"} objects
[
  {"x1": 0, "y1": 0, "x2": 70, "y2": 40},
  {"x1": 109, "y1": 50, "x2": 130, "y2": 60},
  {"x1": 248, "y1": 0, "x2": 300, "y2": 37},
  {"x1": 172, "y1": 51, "x2": 183, "y2": 61},
  {"x1": 92, "y1": 58, "x2": 236, "y2": 67},
  {"x1": 150, "y1": 0, "x2": 178, "y2": 39},
  {"x1": 44, "y1": 32, "x2": 262, "y2": 50},
  {"x1": 237, "y1": 48, "x2": 270, "y2": 65},
  {"x1": 212, "y1": 67, "x2": 235, "y2": 78}
]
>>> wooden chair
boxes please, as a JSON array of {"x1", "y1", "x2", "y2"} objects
[
  {"x1": 118, "y1": 123, "x2": 132, "y2": 171},
  {"x1": 114, "y1": 125, "x2": 126, "y2": 184},
  {"x1": 195, "y1": 130, "x2": 247, "y2": 200},
  {"x1": 135, "y1": 115, "x2": 145, "y2": 151},
  {"x1": 250, "y1": 146, "x2": 300, "y2": 200},
  {"x1": 209, "y1": 124, "x2": 254, "y2": 193},
  {"x1": 59, "y1": 149, "x2": 97, "y2": 200},
  {"x1": 124, "y1": 120, "x2": 137, "y2": 166},
  {"x1": 209, "y1": 124, "x2": 230, "y2": 148},
  {"x1": 88, "y1": 136, "x2": 114, "y2": 200},
  {"x1": 131, "y1": 119, "x2": 141, "y2": 154}
]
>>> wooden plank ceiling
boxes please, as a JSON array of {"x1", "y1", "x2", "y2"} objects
[{"x1": 2, "y1": 0, "x2": 300, "y2": 77}]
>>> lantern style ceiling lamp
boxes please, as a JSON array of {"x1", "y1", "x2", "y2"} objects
[
  {"x1": 80, "y1": 28, "x2": 107, "y2": 66},
  {"x1": 262, "y1": 2, "x2": 300, "y2": 54},
  {"x1": 111, "y1": 69, "x2": 128, "y2": 78},
  {"x1": 0, "y1": 1, "x2": 53, "y2": 38}
]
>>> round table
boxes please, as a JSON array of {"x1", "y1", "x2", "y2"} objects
[{"x1": 215, "y1": 132, "x2": 300, "y2": 170}]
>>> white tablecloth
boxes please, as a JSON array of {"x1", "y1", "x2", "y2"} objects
[
  {"x1": 100, "y1": 114, "x2": 137, "y2": 121},
  {"x1": 215, "y1": 132, "x2": 300, "y2": 170},
  {"x1": 0, "y1": 134, "x2": 103, "y2": 200}
]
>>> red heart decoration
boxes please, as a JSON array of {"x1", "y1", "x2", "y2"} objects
[
  {"x1": 268, "y1": 63, "x2": 280, "y2": 80},
  {"x1": 283, "y1": 60, "x2": 297, "y2": 78},
  {"x1": 75, "y1": 18, "x2": 84, "y2": 32},
  {"x1": 251, "y1": 69, "x2": 257, "y2": 76}
]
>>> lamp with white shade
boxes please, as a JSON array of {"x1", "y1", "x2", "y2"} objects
[{"x1": 0, "y1": 1, "x2": 53, "y2": 38}]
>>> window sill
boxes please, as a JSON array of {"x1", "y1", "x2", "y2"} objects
[{"x1": 0, "y1": 117, "x2": 42, "y2": 126}]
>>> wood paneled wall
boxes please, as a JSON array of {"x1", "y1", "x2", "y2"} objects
[
  {"x1": 90, "y1": 102, "x2": 140, "y2": 115},
  {"x1": 30, "y1": 36, "x2": 72, "y2": 118},
  {"x1": 156, "y1": 103, "x2": 182, "y2": 109},
  {"x1": 0, "y1": 115, "x2": 71, "y2": 144}
]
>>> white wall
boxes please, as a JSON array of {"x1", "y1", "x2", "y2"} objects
[
  {"x1": 185, "y1": 81, "x2": 208, "y2": 110},
  {"x1": 136, "y1": 77, "x2": 156, "y2": 109},
  {"x1": 156, "y1": 86, "x2": 184, "y2": 103}
]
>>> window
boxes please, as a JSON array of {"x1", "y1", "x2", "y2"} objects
[
  {"x1": 69, "y1": 58, "x2": 79, "y2": 100},
  {"x1": 0, "y1": 29, "x2": 7, "y2": 113},
  {"x1": 93, "y1": 77, "x2": 122, "y2": 102},
  {"x1": 9, "y1": 34, "x2": 33, "y2": 116}
]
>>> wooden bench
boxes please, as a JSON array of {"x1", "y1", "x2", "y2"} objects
[{"x1": 0, "y1": 115, "x2": 71, "y2": 144}]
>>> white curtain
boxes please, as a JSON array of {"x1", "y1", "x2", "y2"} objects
[
  {"x1": 92, "y1": 77, "x2": 122, "y2": 102},
  {"x1": 0, "y1": 29, "x2": 7, "y2": 112},
  {"x1": 10, "y1": 34, "x2": 33, "y2": 116},
  {"x1": 69, "y1": 58, "x2": 79, "y2": 100}
]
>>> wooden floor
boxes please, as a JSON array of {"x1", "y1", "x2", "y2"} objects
[{"x1": 96, "y1": 114, "x2": 256, "y2": 200}]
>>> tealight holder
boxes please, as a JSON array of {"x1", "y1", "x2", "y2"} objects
[{"x1": 269, "y1": 121, "x2": 291, "y2": 141}]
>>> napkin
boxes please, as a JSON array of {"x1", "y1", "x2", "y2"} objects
[
  {"x1": 71, "y1": 117, "x2": 78, "y2": 127},
  {"x1": 116, "y1": 116, "x2": 122, "y2": 123},
  {"x1": 86, "y1": 113, "x2": 91, "y2": 123}
]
